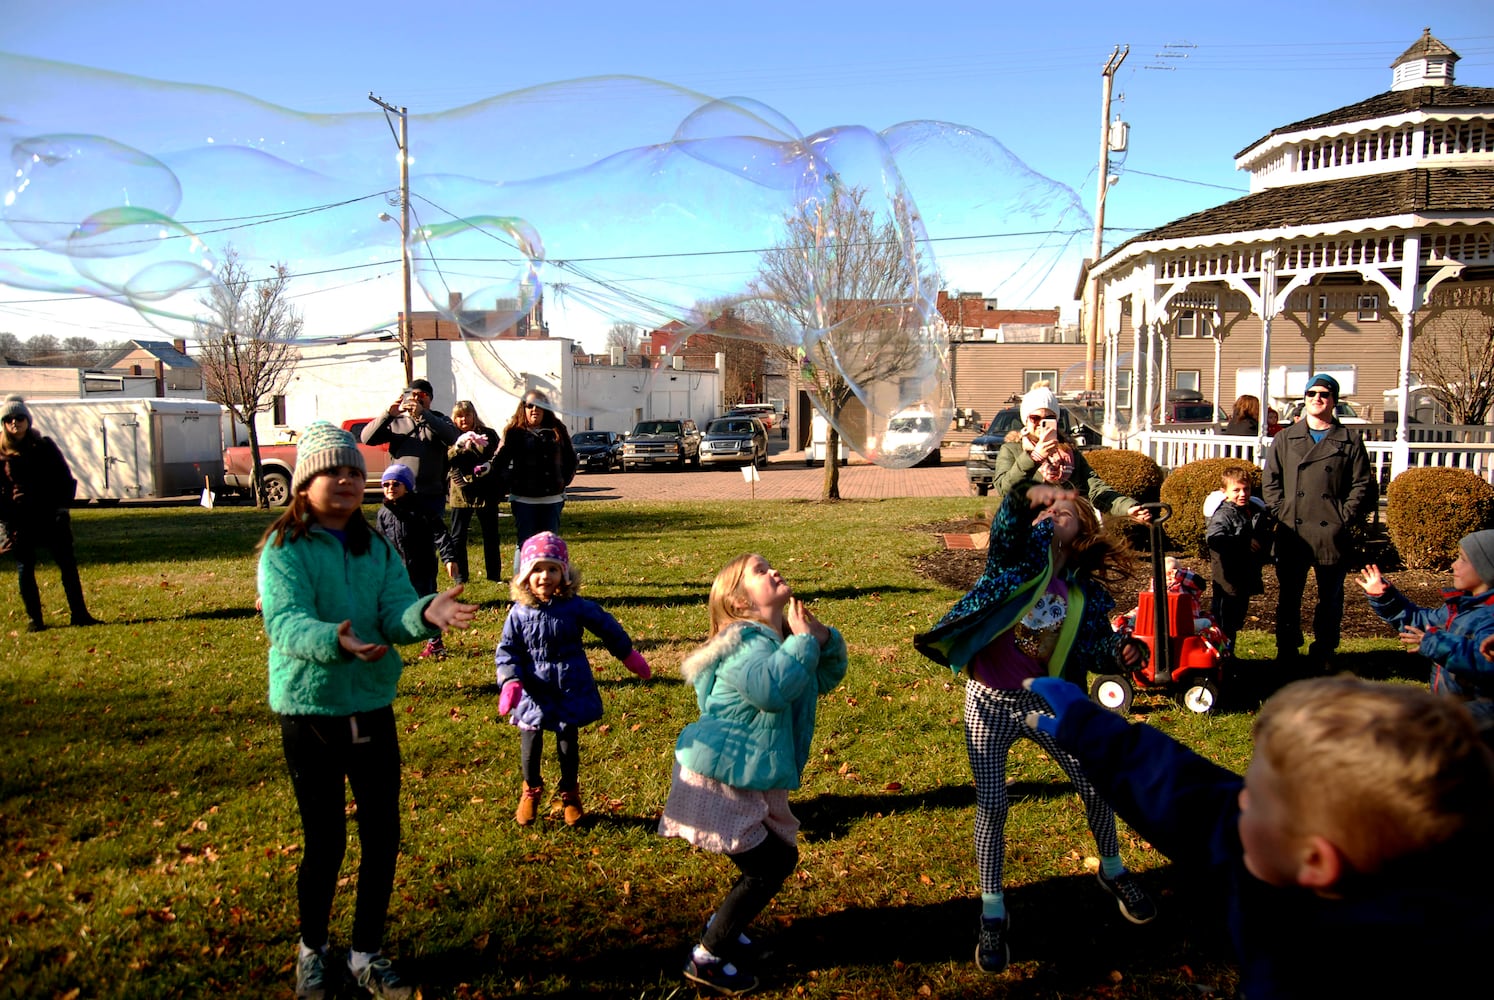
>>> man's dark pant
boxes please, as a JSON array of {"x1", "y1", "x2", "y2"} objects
[{"x1": 1273, "y1": 553, "x2": 1348, "y2": 663}]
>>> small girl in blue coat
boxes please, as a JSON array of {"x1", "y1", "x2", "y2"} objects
[
  {"x1": 495, "y1": 532, "x2": 649, "y2": 827},
  {"x1": 658, "y1": 553, "x2": 848, "y2": 996},
  {"x1": 1358, "y1": 529, "x2": 1494, "y2": 732}
]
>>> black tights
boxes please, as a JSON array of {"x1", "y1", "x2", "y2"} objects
[
  {"x1": 701, "y1": 833, "x2": 799, "y2": 961},
  {"x1": 279, "y1": 707, "x2": 401, "y2": 954},
  {"x1": 520, "y1": 726, "x2": 579, "y2": 791}
]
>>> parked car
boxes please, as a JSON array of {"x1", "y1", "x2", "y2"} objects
[
  {"x1": 965, "y1": 406, "x2": 1095, "y2": 497},
  {"x1": 223, "y1": 417, "x2": 389, "y2": 506},
  {"x1": 881, "y1": 407, "x2": 943, "y2": 466},
  {"x1": 573, "y1": 430, "x2": 624, "y2": 472},
  {"x1": 728, "y1": 403, "x2": 785, "y2": 439},
  {"x1": 1278, "y1": 398, "x2": 1368, "y2": 425},
  {"x1": 622, "y1": 418, "x2": 702, "y2": 470},
  {"x1": 1160, "y1": 389, "x2": 1218, "y2": 424},
  {"x1": 701, "y1": 417, "x2": 768, "y2": 468}
]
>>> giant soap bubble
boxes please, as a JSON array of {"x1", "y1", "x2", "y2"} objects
[{"x1": 0, "y1": 54, "x2": 1088, "y2": 467}]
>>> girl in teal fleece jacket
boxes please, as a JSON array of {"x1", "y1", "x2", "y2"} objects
[
  {"x1": 659, "y1": 553, "x2": 847, "y2": 996},
  {"x1": 257, "y1": 421, "x2": 475, "y2": 1000}
]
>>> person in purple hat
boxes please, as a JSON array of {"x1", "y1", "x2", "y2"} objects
[{"x1": 1262, "y1": 374, "x2": 1375, "y2": 672}]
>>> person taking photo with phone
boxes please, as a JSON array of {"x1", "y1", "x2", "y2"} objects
[{"x1": 990, "y1": 387, "x2": 1152, "y2": 523}]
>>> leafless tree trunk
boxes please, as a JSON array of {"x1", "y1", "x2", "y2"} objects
[
  {"x1": 1412, "y1": 311, "x2": 1494, "y2": 427},
  {"x1": 748, "y1": 187, "x2": 942, "y2": 500},
  {"x1": 194, "y1": 247, "x2": 302, "y2": 508}
]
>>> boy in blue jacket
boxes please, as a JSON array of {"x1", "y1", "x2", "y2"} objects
[
  {"x1": 1358, "y1": 529, "x2": 1494, "y2": 732},
  {"x1": 1020, "y1": 673, "x2": 1494, "y2": 998}
]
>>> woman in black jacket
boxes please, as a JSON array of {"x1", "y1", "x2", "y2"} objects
[
  {"x1": 0, "y1": 396, "x2": 98, "y2": 631},
  {"x1": 495, "y1": 390, "x2": 577, "y2": 571},
  {"x1": 1222, "y1": 394, "x2": 1261, "y2": 437},
  {"x1": 446, "y1": 400, "x2": 504, "y2": 582}
]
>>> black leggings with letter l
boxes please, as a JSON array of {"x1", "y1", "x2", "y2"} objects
[{"x1": 279, "y1": 706, "x2": 401, "y2": 954}]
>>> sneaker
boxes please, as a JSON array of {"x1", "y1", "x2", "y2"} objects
[
  {"x1": 353, "y1": 955, "x2": 416, "y2": 999},
  {"x1": 560, "y1": 789, "x2": 584, "y2": 827},
  {"x1": 295, "y1": 947, "x2": 328, "y2": 1000},
  {"x1": 419, "y1": 637, "x2": 445, "y2": 660},
  {"x1": 515, "y1": 783, "x2": 543, "y2": 826},
  {"x1": 1097, "y1": 869, "x2": 1158, "y2": 924},
  {"x1": 974, "y1": 915, "x2": 1009, "y2": 974},
  {"x1": 683, "y1": 954, "x2": 758, "y2": 996}
]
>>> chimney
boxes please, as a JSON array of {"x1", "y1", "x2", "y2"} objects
[
  {"x1": 448, "y1": 292, "x2": 463, "y2": 310},
  {"x1": 172, "y1": 337, "x2": 186, "y2": 354}
]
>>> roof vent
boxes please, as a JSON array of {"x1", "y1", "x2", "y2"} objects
[{"x1": 1391, "y1": 27, "x2": 1458, "y2": 91}]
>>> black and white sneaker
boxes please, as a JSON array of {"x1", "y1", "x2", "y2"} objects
[
  {"x1": 683, "y1": 954, "x2": 758, "y2": 996},
  {"x1": 975, "y1": 914, "x2": 1009, "y2": 974},
  {"x1": 1097, "y1": 869, "x2": 1158, "y2": 924}
]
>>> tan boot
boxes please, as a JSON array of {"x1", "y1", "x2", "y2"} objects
[
  {"x1": 560, "y1": 788, "x2": 584, "y2": 827},
  {"x1": 515, "y1": 783, "x2": 543, "y2": 826}
]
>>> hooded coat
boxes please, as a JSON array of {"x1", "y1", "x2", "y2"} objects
[{"x1": 494, "y1": 590, "x2": 634, "y2": 731}]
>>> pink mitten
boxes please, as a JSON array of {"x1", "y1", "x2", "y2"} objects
[
  {"x1": 622, "y1": 650, "x2": 651, "y2": 680},
  {"x1": 498, "y1": 680, "x2": 523, "y2": 715}
]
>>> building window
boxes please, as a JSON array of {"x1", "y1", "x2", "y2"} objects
[
  {"x1": 1115, "y1": 370, "x2": 1132, "y2": 411},
  {"x1": 272, "y1": 395, "x2": 287, "y2": 425},
  {"x1": 1175, "y1": 371, "x2": 1200, "y2": 393},
  {"x1": 1318, "y1": 294, "x2": 1330, "y2": 321},
  {"x1": 1023, "y1": 370, "x2": 1058, "y2": 393},
  {"x1": 1175, "y1": 309, "x2": 1212, "y2": 338},
  {"x1": 1357, "y1": 294, "x2": 1379, "y2": 321}
]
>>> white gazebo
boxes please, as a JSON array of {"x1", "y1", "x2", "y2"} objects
[{"x1": 1089, "y1": 28, "x2": 1494, "y2": 479}]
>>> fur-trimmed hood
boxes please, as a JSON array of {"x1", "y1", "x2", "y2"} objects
[{"x1": 680, "y1": 619, "x2": 778, "y2": 685}]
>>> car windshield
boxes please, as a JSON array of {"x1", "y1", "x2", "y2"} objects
[
  {"x1": 709, "y1": 420, "x2": 754, "y2": 435},
  {"x1": 1172, "y1": 404, "x2": 1215, "y2": 422},
  {"x1": 574, "y1": 432, "x2": 609, "y2": 445},
  {"x1": 634, "y1": 422, "x2": 681, "y2": 435}
]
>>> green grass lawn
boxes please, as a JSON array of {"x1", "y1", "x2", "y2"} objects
[{"x1": 0, "y1": 499, "x2": 1421, "y2": 999}]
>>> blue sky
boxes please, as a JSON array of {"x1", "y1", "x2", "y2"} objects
[{"x1": 2, "y1": 0, "x2": 1490, "y2": 352}]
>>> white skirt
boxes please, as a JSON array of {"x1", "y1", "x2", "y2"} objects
[{"x1": 657, "y1": 761, "x2": 800, "y2": 855}]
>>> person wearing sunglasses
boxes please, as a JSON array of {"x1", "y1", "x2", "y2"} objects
[
  {"x1": 1262, "y1": 374, "x2": 1375, "y2": 674},
  {"x1": 494, "y1": 391, "x2": 577, "y2": 570}
]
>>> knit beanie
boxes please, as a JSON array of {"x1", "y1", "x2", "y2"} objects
[
  {"x1": 380, "y1": 462, "x2": 416, "y2": 493},
  {"x1": 291, "y1": 421, "x2": 365, "y2": 493},
  {"x1": 1305, "y1": 374, "x2": 1341, "y2": 399},
  {"x1": 1, "y1": 395, "x2": 30, "y2": 422},
  {"x1": 517, "y1": 531, "x2": 569, "y2": 580},
  {"x1": 1019, "y1": 386, "x2": 1059, "y2": 422},
  {"x1": 1460, "y1": 530, "x2": 1494, "y2": 587}
]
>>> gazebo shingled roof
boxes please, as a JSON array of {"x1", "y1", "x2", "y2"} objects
[{"x1": 1234, "y1": 85, "x2": 1494, "y2": 160}]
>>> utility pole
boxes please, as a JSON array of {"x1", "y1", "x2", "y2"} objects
[
  {"x1": 1083, "y1": 45, "x2": 1127, "y2": 393},
  {"x1": 368, "y1": 93, "x2": 414, "y2": 385}
]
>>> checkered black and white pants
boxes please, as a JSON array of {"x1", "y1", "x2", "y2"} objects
[{"x1": 963, "y1": 681, "x2": 1121, "y2": 893}]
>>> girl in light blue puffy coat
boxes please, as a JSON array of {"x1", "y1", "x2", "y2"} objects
[
  {"x1": 658, "y1": 552, "x2": 847, "y2": 996},
  {"x1": 494, "y1": 532, "x2": 649, "y2": 827}
]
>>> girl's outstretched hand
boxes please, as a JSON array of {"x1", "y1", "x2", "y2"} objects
[
  {"x1": 786, "y1": 597, "x2": 830, "y2": 645},
  {"x1": 426, "y1": 586, "x2": 478, "y2": 631},
  {"x1": 338, "y1": 620, "x2": 390, "y2": 662},
  {"x1": 1026, "y1": 485, "x2": 1077, "y2": 510},
  {"x1": 1357, "y1": 565, "x2": 1388, "y2": 597}
]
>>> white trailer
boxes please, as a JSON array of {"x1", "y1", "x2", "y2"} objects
[{"x1": 24, "y1": 398, "x2": 225, "y2": 501}]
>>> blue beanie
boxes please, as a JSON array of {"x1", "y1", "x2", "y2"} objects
[
  {"x1": 1305, "y1": 374, "x2": 1341, "y2": 398},
  {"x1": 381, "y1": 463, "x2": 416, "y2": 493}
]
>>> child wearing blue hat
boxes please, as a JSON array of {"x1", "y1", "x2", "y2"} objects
[{"x1": 377, "y1": 463, "x2": 457, "y2": 658}]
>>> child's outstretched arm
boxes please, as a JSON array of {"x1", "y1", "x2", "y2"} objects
[
  {"x1": 578, "y1": 601, "x2": 649, "y2": 678},
  {"x1": 1358, "y1": 565, "x2": 1444, "y2": 633}
]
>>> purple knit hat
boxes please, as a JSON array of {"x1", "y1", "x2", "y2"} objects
[{"x1": 517, "y1": 531, "x2": 569, "y2": 579}]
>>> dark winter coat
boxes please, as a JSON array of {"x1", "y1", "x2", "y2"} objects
[
  {"x1": 1368, "y1": 585, "x2": 1494, "y2": 715},
  {"x1": 376, "y1": 496, "x2": 455, "y2": 588},
  {"x1": 496, "y1": 425, "x2": 577, "y2": 501},
  {"x1": 0, "y1": 430, "x2": 77, "y2": 525},
  {"x1": 1050, "y1": 694, "x2": 1494, "y2": 999},
  {"x1": 446, "y1": 425, "x2": 504, "y2": 509},
  {"x1": 494, "y1": 593, "x2": 634, "y2": 731},
  {"x1": 990, "y1": 433, "x2": 1136, "y2": 517},
  {"x1": 1262, "y1": 419, "x2": 1375, "y2": 566},
  {"x1": 361, "y1": 409, "x2": 459, "y2": 496},
  {"x1": 1204, "y1": 491, "x2": 1274, "y2": 597},
  {"x1": 1222, "y1": 416, "x2": 1259, "y2": 437},
  {"x1": 915, "y1": 483, "x2": 1129, "y2": 685}
]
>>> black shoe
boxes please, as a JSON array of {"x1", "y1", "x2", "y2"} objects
[
  {"x1": 683, "y1": 954, "x2": 758, "y2": 996},
  {"x1": 975, "y1": 915, "x2": 1009, "y2": 973},
  {"x1": 71, "y1": 613, "x2": 101, "y2": 627},
  {"x1": 26, "y1": 620, "x2": 46, "y2": 633},
  {"x1": 1097, "y1": 869, "x2": 1158, "y2": 924}
]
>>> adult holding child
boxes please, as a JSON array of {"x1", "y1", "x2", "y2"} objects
[
  {"x1": 990, "y1": 386, "x2": 1152, "y2": 524},
  {"x1": 1262, "y1": 374, "x2": 1374, "y2": 671},
  {"x1": 494, "y1": 390, "x2": 577, "y2": 567},
  {"x1": 446, "y1": 400, "x2": 504, "y2": 583},
  {"x1": 0, "y1": 395, "x2": 99, "y2": 631}
]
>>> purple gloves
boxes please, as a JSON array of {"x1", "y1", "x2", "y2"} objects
[
  {"x1": 622, "y1": 650, "x2": 651, "y2": 680},
  {"x1": 498, "y1": 680, "x2": 523, "y2": 715}
]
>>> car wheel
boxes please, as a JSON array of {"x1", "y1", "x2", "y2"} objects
[{"x1": 261, "y1": 470, "x2": 292, "y2": 507}]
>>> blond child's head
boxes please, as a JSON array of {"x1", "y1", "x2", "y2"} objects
[
  {"x1": 707, "y1": 552, "x2": 793, "y2": 638},
  {"x1": 1243, "y1": 676, "x2": 1494, "y2": 890}
]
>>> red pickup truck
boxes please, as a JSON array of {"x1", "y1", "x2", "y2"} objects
[{"x1": 222, "y1": 418, "x2": 390, "y2": 506}]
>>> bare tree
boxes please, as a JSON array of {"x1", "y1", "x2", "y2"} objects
[
  {"x1": 24, "y1": 334, "x2": 60, "y2": 364},
  {"x1": 0, "y1": 332, "x2": 21, "y2": 362},
  {"x1": 1412, "y1": 311, "x2": 1494, "y2": 426},
  {"x1": 60, "y1": 336, "x2": 102, "y2": 368},
  {"x1": 748, "y1": 186, "x2": 942, "y2": 499},
  {"x1": 195, "y1": 247, "x2": 303, "y2": 507},
  {"x1": 605, "y1": 322, "x2": 640, "y2": 357}
]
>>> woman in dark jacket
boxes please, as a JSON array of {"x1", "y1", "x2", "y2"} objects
[
  {"x1": 1222, "y1": 394, "x2": 1260, "y2": 437},
  {"x1": 0, "y1": 396, "x2": 98, "y2": 631},
  {"x1": 494, "y1": 390, "x2": 577, "y2": 570},
  {"x1": 446, "y1": 400, "x2": 504, "y2": 582}
]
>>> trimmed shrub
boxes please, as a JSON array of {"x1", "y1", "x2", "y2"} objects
[
  {"x1": 1085, "y1": 448, "x2": 1164, "y2": 551},
  {"x1": 1385, "y1": 467, "x2": 1494, "y2": 570},
  {"x1": 1159, "y1": 458, "x2": 1265, "y2": 558}
]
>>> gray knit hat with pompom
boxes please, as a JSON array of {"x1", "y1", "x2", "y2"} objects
[{"x1": 1, "y1": 395, "x2": 30, "y2": 423}]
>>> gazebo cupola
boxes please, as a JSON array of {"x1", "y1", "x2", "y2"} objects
[{"x1": 1392, "y1": 28, "x2": 1458, "y2": 91}]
